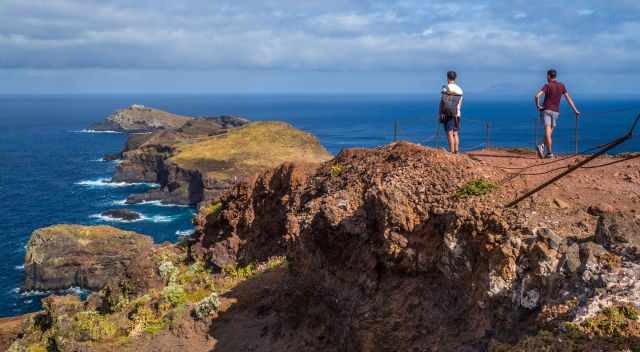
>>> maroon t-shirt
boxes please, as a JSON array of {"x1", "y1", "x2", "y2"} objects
[{"x1": 541, "y1": 80, "x2": 567, "y2": 112}]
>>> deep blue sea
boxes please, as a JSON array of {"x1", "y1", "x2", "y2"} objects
[{"x1": 1, "y1": 94, "x2": 639, "y2": 317}]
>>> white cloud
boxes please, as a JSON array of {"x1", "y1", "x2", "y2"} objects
[
  {"x1": 0, "y1": 0, "x2": 637, "y2": 76},
  {"x1": 513, "y1": 11, "x2": 527, "y2": 19},
  {"x1": 577, "y1": 9, "x2": 595, "y2": 16}
]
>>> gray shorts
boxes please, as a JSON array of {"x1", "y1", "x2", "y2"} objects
[{"x1": 540, "y1": 110, "x2": 560, "y2": 128}]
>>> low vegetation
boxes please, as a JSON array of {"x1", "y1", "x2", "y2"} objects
[
  {"x1": 490, "y1": 304, "x2": 640, "y2": 351},
  {"x1": 455, "y1": 179, "x2": 497, "y2": 198},
  {"x1": 170, "y1": 121, "x2": 332, "y2": 180},
  {"x1": 9, "y1": 248, "x2": 288, "y2": 352}
]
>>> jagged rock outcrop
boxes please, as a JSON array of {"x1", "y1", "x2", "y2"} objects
[
  {"x1": 193, "y1": 142, "x2": 640, "y2": 351},
  {"x1": 192, "y1": 162, "x2": 320, "y2": 269},
  {"x1": 115, "y1": 121, "x2": 332, "y2": 206},
  {"x1": 24, "y1": 225, "x2": 155, "y2": 291}
]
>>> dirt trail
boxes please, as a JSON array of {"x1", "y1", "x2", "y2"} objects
[{"x1": 469, "y1": 148, "x2": 640, "y2": 238}]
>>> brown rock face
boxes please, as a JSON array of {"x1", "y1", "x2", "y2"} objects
[
  {"x1": 192, "y1": 162, "x2": 319, "y2": 269},
  {"x1": 195, "y1": 142, "x2": 640, "y2": 351},
  {"x1": 24, "y1": 225, "x2": 155, "y2": 291}
]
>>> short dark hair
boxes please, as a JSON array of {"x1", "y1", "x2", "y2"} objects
[
  {"x1": 447, "y1": 71, "x2": 457, "y2": 81},
  {"x1": 547, "y1": 69, "x2": 557, "y2": 79}
]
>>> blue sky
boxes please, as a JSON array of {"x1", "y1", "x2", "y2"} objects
[{"x1": 1, "y1": 0, "x2": 639, "y2": 95}]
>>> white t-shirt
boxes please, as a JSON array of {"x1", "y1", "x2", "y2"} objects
[{"x1": 441, "y1": 83, "x2": 463, "y2": 117}]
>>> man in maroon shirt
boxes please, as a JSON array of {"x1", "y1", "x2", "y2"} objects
[{"x1": 534, "y1": 69, "x2": 580, "y2": 158}]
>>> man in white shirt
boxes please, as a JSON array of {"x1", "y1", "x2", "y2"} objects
[{"x1": 438, "y1": 71, "x2": 463, "y2": 154}]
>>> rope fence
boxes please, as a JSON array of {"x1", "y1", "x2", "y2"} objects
[{"x1": 388, "y1": 106, "x2": 640, "y2": 155}]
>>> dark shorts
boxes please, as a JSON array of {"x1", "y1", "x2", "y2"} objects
[{"x1": 443, "y1": 117, "x2": 459, "y2": 133}]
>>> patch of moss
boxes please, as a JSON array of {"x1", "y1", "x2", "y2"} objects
[
  {"x1": 455, "y1": 179, "x2": 497, "y2": 198},
  {"x1": 491, "y1": 305, "x2": 640, "y2": 351},
  {"x1": 72, "y1": 311, "x2": 118, "y2": 342},
  {"x1": 204, "y1": 202, "x2": 223, "y2": 218},
  {"x1": 143, "y1": 320, "x2": 167, "y2": 335},
  {"x1": 579, "y1": 304, "x2": 640, "y2": 337},
  {"x1": 330, "y1": 164, "x2": 343, "y2": 177}
]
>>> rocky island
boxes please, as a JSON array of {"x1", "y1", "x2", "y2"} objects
[
  {"x1": 93, "y1": 105, "x2": 332, "y2": 206},
  {"x1": 6, "y1": 142, "x2": 640, "y2": 351}
]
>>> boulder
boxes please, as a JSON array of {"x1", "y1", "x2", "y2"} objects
[
  {"x1": 24, "y1": 225, "x2": 154, "y2": 291},
  {"x1": 101, "y1": 209, "x2": 142, "y2": 221},
  {"x1": 595, "y1": 212, "x2": 640, "y2": 260}
]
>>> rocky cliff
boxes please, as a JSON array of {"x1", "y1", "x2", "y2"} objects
[
  {"x1": 114, "y1": 121, "x2": 332, "y2": 206},
  {"x1": 24, "y1": 225, "x2": 155, "y2": 291},
  {"x1": 8, "y1": 143, "x2": 640, "y2": 351},
  {"x1": 190, "y1": 142, "x2": 640, "y2": 351}
]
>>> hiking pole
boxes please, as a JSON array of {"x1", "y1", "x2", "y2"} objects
[
  {"x1": 393, "y1": 120, "x2": 398, "y2": 142},
  {"x1": 575, "y1": 115, "x2": 579, "y2": 155},
  {"x1": 485, "y1": 121, "x2": 491, "y2": 149},
  {"x1": 435, "y1": 118, "x2": 440, "y2": 148},
  {"x1": 506, "y1": 113, "x2": 640, "y2": 208},
  {"x1": 533, "y1": 117, "x2": 537, "y2": 150}
]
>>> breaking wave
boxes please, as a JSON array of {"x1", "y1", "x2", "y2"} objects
[
  {"x1": 76, "y1": 178, "x2": 159, "y2": 188},
  {"x1": 90, "y1": 212, "x2": 177, "y2": 224},
  {"x1": 73, "y1": 129, "x2": 123, "y2": 134},
  {"x1": 175, "y1": 229, "x2": 195, "y2": 237}
]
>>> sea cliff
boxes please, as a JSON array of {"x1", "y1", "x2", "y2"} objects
[{"x1": 7, "y1": 143, "x2": 640, "y2": 351}]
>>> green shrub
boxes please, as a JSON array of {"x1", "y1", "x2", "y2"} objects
[
  {"x1": 455, "y1": 179, "x2": 497, "y2": 198},
  {"x1": 192, "y1": 293, "x2": 221, "y2": 320},
  {"x1": 158, "y1": 260, "x2": 178, "y2": 283},
  {"x1": 330, "y1": 164, "x2": 343, "y2": 177},
  {"x1": 206, "y1": 202, "x2": 223, "y2": 217},
  {"x1": 161, "y1": 283, "x2": 187, "y2": 307},
  {"x1": 73, "y1": 311, "x2": 118, "y2": 341}
]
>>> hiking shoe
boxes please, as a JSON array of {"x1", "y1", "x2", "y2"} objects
[
  {"x1": 536, "y1": 144, "x2": 545, "y2": 159},
  {"x1": 545, "y1": 153, "x2": 555, "y2": 159}
]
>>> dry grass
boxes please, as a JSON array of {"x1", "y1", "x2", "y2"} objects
[{"x1": 170, "y1": 121, "x2": 332, "y2": 180}]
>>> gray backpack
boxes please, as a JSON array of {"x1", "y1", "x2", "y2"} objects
[{"x1": 441, "y1": 93, "x2": 462, "y2": 119}]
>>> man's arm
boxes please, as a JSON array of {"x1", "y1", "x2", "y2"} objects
[
  {"x1": 534, "y1": 91, "x2": 544, "y2": 111},
  {"x1": 564, "y1": 92, "x2": 580, "y2": 117},
  {"x1": 457, "y1": 96, "x2": 463, "y2": 117}
]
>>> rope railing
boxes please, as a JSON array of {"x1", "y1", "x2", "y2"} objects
[{"x1": 389, "y1": 106, "x2": 639, "y2": 156}]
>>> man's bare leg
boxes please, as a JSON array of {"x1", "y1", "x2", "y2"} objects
[
  {"x1": 447, "y1": 131, "x2": 455, "y2": 153},
  {"x1": 544, "y1": 125, "x2": 553, "y2": 155},
  {"x1": 453, "y1": 131, "x2": 460, "y2": 154}
]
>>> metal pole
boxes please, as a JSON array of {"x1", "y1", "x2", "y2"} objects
[
  {"x1": 533, "y1": 117, "x2": 537, "y2": 150},
  {"x1": 393, "y1": 120, "x2": 398, "y2": 142},
  {"x1": 435, "y1": 118, "x2": 440, "y2": 148},
  {"x1": 507, "y1": 114, "x2": 639, "y2": 208},
  {"x1": 485, "y1": 121, "x2": 490, "y2": 149},
  {"x1": 575, "y1": 116, "x2": 579, "y2": 155}
]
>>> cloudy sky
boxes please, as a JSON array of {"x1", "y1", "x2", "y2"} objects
[{"x1": 1, "y1": 0, "x2": 639, "y2": 95}]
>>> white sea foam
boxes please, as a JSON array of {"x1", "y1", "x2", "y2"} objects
[
  {"x1": 90, "y1": 212, "x2": 177, "y2": 224},
  {"x1": 176, "y1": 229, "x2": 195, "y2": 237},
  {"x1": 76, "y1": 178, "x2": 159, "y2": 188},
  {"x1": 73, "y1": 129, "x2": 123, "y2": 134},
  {"x1": 137, "y1": 200, "x2": 189, "y2": 208},
  {"x1": 90, "y1": 213, "x2": 143, "y2": 223},
  {"x1": 14, "y1": 265, "x2": 24, "y2": 271},
  {"x1": 13, "y1": 286, "x2": 89, "y2": 297},
  {"x1": 111, "y1": 199, "x2": 128, "y2": 206}
]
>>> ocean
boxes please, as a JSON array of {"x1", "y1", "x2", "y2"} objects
[{"x1": 0, "y1": 94, "x2": 638, "y2": 317}]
